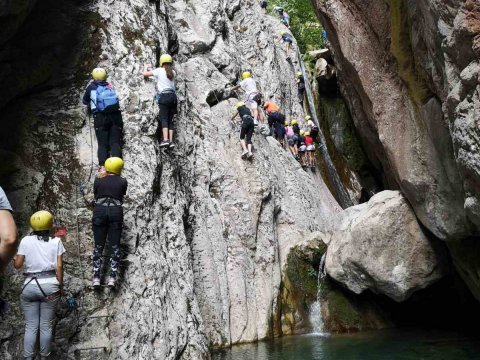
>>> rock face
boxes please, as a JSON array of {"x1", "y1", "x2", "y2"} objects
[
  {"x1": 0, "y1": 1, "x2": 342, "y2": 359},
  {"x1": 326, "y1": 191, "x2": 448, "y2": 302},
  {"x1": 312, "y1": 0, "x2": 480, "y2": 299}
]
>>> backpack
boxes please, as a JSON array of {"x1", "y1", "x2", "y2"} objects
[{"x1": 91, "y1": 83, "x2": 120, "y2": 113}]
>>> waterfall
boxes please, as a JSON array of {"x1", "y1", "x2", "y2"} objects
[
  {"x1": 309, "y1": 253, "x2": 328, "y2": 335},
  {"x1": 297, "y1": 50, "x2": 353, "y2": 209}
]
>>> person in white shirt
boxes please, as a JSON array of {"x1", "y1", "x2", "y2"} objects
[
  {"x1": 143, "y1": 54, "x2": 178, "y2": 149},
  {"x1": 13, "y1": 210, "x2": 65, "y2": 360},
  {"x1": 231, "y1": 71, "x2": 263, "y2": 123}
]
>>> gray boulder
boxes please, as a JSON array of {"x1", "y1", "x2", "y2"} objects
[{"x1": 326, "y1": 191, "x2": 449, "y2": 302}]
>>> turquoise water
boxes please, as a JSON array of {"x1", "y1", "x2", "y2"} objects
[{"x1": 212, "y1": 330, "x2": 480, "y2": 360}]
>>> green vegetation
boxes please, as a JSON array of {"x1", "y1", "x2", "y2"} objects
[{"x1": 268, "y1": 0, "x2": 324, "y2": 52}]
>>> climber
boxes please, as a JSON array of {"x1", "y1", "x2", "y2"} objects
[
  {"x1": 143, "y1": 54, "x2": 178, "y2": 148},
  {"x1": 285, "y1": 121, "x2": 298, "y2": 158},
  {"x1": 263, "y1": 99, "x2": 284, "y2": 137},
  {"x1": 230, "y1": 72, "x2": 262, "y2": 124},
  {"x1": 278, "y1": 8, "x2": 290, "y2": 28},
  {"x1": 0, "y1": 186, "x2": 17, "y2": 274},
  {"x1": 273, "y1": 5, "x2": 283, "y2": 14},
  {"x1": 322, "y1": 29, "x2": 327, "y2": 45},
  {"x1": 280, "y1": 32, "x2": 293, "y2": 55},
  {"x1": 298, "y1": 130, "x2": 307, "y2": 166},
  {"x1": 231, "y1": 102, "x2": 255, "y2": 159},
  {"x1": 82, "y1": 68, "x2": 123, "y2": 174},
  {"x1": 13, "y1": 210, "x2": 65, "y2": 360},
  {"x1": 92, "y1": 157, "x2": 128, "y2": 288},
  {"x1": 305, "y1": 131, "x2": 316, "y2": 168},
  {"x1": 297, "y1": 72, "x2": 306, "y2": 106},
  {"x1": 259, "y1": 0, "x2": 268, "y2": 13}
]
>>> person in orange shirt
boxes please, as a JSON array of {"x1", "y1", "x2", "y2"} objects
[{"x1": 263, "y1": 100, "x2": 285, "y2": 141}]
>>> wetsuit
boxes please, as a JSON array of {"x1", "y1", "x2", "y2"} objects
[
  {"x1": 82, "y1": 81, "x2": 123, "y2": 166},
  {"x1": 92, "y1": 174, "x2": 128, "y2": 280}
]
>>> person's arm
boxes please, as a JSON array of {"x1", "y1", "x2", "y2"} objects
[
  {"x1": 56, "y1": 255, "x2": 63, "y2": 292},
  {"x1": 13, "y1": 255, "x2": 24, "y2": 270},
  {"x1": 231, "y1": 111, "x2": 239, "y2": 121},
  {"x1": 82, "y1": 84, "x2": 93, "y2": 106},
  {"x1": 231, "y1": 84, "x2": 241, "y2": 91},
  {"x1": 143, "y1": 64, "x2": 154, "y2": 78},
  {"x1": 0, "y1": 209, "x2": 17, "y2": 273}
]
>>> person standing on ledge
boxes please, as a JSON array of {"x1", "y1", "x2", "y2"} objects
[
  {"x1": 143, "y1": 54, "x2": 178, "y2": 149},
  {"x1": 82, "y1": 68, "x2": 123, "y2": 175},
  {"x1": 13, "y1": 210, "x2": 65, "y2": 360}
]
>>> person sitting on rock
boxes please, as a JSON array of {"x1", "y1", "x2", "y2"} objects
[
  {"x1": 92, "y1": 157, "x2": 128, "y2": 288},
  {"x1": 82, "y1": 68, "x2": 123, "y2": 174},
  {"x1": 285, "y1": 121, "x2": 298, "y2": 158},
  {"x1": 280, "y1": 32, "x2": 293, "y2": 56},
  {"x1": 13, "y1": 210, "x2": 65, "y2": 360},
  {"x1": 231, "y1": 72, "x2": 262, "y2": 124},
  {"x1": 231, "y1": 102, "x2": 255, "y2": 160},
  {"x1": 143, "y1": 54, "x2": 177, "y2": 149},
  {"x1": 297, "y1": 72, "x2": 306, "y2": 106},
  {"x1": 259, "y1": 0, "x2": 268, "y2": 13}
]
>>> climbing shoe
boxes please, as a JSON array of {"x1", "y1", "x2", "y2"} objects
[
  {"x1": 241, "y1": 150, "x2": 249, "y2": 159},
  {"x1": 159, "y1": 141, "x2": 170, "y2": 148},
  {"x1": 168, "y1": 142, "x2": 175, "y2": 149},
  {"x1": 247, "y1": 152, "x2": 254, "y2": 160},
  {"x1": 92, "y1": 278, "x2": 101, "y2": 287},
  {"x1": 107, "y1": 277, "x2": 116, "y2": 287}
]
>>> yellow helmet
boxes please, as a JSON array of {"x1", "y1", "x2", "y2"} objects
[
  {"x1": 105, "y1": 157, "x2": 124, "y2": 175},
  {"x1": 30, "y1": 211, "x2": 53, "y2": 232},
  {"x1": 307, "y1": 120, "x2": 314, "y2": 127},
  {"x1": 300, "y1": 130, "x2": 305, "y2": 135},
  {"x1": 242, "y1": 71, "x2": 251, "y2": 80},
  {"x1": 284, "y1": 121, "x2": 289, "y2": 126},
  {"x1": 160, "y1": 54, "x2": 173, "y2": 66},
  {"x1": 297, "y1": 71, "x2": 303, "y2": 78},
  {"x1": 305, "y1": 131, "x2": 311, "y2": 136},
  {"x1": 305, "y1": 115, "x2": 311, "y2": 121},
  {"x1": 291, "y1": 119, "x2": 298, "y2": 125},
  {"x1": 236, "y1": 101, "x2": 246, "y2": 109},
  {"x1": 91, "y1": 68, "x2": 107, "y2": 81},
  {"x1": 280, "y1": 31, "x2": 287, "y2": 36}
]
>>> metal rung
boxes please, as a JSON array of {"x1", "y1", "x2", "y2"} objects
[
  {"x1": 88, "y1": 315, "x2": 114, "y2": 319},
  {"x1": 74, "y1": 346, "x2": 107, "y2": 352}
]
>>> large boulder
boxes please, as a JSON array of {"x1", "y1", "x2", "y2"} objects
[{"x1": 326, "y1": 191, "x2": 449, "y2": 302}]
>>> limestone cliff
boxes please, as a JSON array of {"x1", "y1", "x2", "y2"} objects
[
  {"x1": 0, "y1": 0, "x2": 342, "y2": 358},
  {"x1": 312, "y1": 0, "x2": 480, "y2": 300}
]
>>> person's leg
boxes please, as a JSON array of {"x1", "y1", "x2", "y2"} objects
[
  {"x1": 168, "y1": 106, "x2": 175, "y2": 143},
  {"x1": 158, "y1": 103, "x2": 169, "y2": 143},
  {"x1": 92, "y1": 206, "x2": 108, "y2": 279},
  {"x1": 21, "y1": 285, "x2": 41, "y2": 359},
  {"x1": 94, "y1": 113, "x2": 109, "y2": 166},
  {"x1": 240, "y1": 126, "x2": 248, "y2": 153},
  {"x1": 109, "y1": 112, "x2": 123, "y2": 159},
  {"x1": 39, "y1": 283, "x2": 59, "y2": 358},
  {"x1": 246, "y1": 124, "x2": 254, "y2": 154},
  {"x1": 107, "y1": 207, "x2": 123, "y2": 279}
]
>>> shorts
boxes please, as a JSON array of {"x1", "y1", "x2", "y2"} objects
[
  {"x1": 246, "y1": 93, "x2": 258, "y2": 110},
  {"x1": 287, "y1": 135, "x2": 298, "y2": 146},
  {"x1": 306, "y1": 144, "x2": 315, "y2": 151},
  {"x1": 298, "y1": 145, "x2": 306, "y2": 152}
]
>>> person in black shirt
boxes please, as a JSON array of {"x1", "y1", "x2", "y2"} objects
[
  {"x1": 92, "y1": 157, "x2": 127, "y2": 287},
  {"x1": 231, "y1": 102, "x2": 255, "y2": 159}
]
